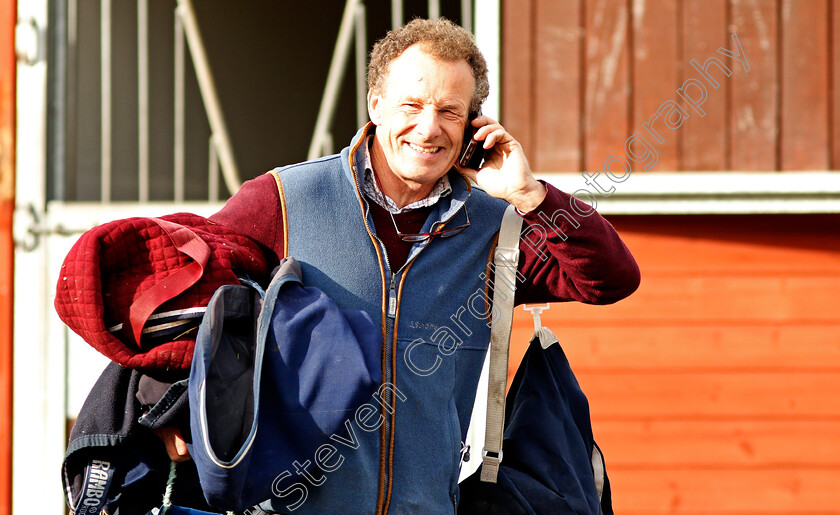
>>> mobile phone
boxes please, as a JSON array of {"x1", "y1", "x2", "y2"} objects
[{"x1": 458, "y1": 110, "x2": 486, "y2": 169}]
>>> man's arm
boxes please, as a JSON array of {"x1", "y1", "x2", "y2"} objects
[
  {"x1": 456, "y1": 115, "x2": 639, "y2": 305},
  {"x1": 210, "y1": 172, "x2": 286, "y2": 264},
  {"x1": 514, "y1": 182, "x2": 640, "y2": 305}
]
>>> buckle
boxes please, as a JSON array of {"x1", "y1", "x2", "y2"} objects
[{"x1": 482, "y1": 448, "x2": 503, "y2": 465}]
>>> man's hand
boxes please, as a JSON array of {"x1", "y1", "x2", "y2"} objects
[
  {"x1": 457, "y1": 115, "x2": 547, "y2": 212},
  {"x1": 153, "y1": 426, "x2": 191, "y2": 462}
]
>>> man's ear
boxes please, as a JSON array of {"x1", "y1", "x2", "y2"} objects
[{"x1": 367, "y1": 89, "x2": 382, "y2": 125}]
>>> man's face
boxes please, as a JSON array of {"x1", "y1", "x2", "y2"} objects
[{"x1": 368, "y1": 44, "x2": 475, "y2": 192}]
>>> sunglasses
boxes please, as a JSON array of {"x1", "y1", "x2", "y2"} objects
[{"x1": 389, "y1": 206, "x2": 471, "y2": 242}]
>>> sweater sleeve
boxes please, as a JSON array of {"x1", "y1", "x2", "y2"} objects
[
  {"x1": 209, "y1": 173, "x2": 285, "y2": 266},
  {"x1": 513, "y1": 182, "x2": 641, "y2": 306}
]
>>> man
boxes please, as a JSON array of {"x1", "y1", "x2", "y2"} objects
[{"x1": 163, "y1": 17, "x2": 639, "y2": 513}]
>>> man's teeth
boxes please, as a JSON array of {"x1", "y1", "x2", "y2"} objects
[{"x1": 408, "y1": 143, "x2": 441, "y2": 154}]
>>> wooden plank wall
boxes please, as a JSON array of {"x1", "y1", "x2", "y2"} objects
[
  {"x1": 502, "y1": 0, "x2": 840, "y2": 172},
  {"x1": 501, "y1": 1, "x2": 840, "y2": 512},
  {"x1": 508, "y1": 214, "x2": 840, "y2": 513}
]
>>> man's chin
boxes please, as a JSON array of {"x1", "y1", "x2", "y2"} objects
[
  {"x1": 405, "y1": 168, "x2": 452, "y2": 185},
  {"x1": 405, "y1": 155, "x2": 457, "y2": 175}
]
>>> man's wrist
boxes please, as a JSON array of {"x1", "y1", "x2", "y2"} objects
[{"x1": 508, "y1": 180, "x2": 547, "y2": 213}]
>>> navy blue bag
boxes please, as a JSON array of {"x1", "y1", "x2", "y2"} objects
[
  {"x1": 458, "y1": 209, "x2": 612, "y2": 515},
  {"x1": 458, "y1": 329, "x2": 612, "y2": 515},
  {"x1": 188, "y1": 257, "x2": 381, "y2": 511}
]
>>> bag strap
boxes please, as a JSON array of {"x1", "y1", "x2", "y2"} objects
[
  {"x1": 480, "y1": 205, "x2": 523, "y2": 483},
  {"x1": 72, "y1": 457, "x2": 116, "y2": 515},
  {"x1": 160, "y1": 461, "x2": 236, "y2": 515},
  {"x1": 160, "y1": 461, "x2": 177, "y2": 514},
  {"x1": 124, "y1": 218, "x2": 211, "y2": 348}
]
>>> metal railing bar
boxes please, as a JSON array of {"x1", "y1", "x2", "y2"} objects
[
  {"x1": 392, "y1": 0, "x2": 402, "y2": 28},
  {"x1": 208, "y1": 136, "x2": 219, "y2": 201},
  {"x1": 307, "y1": 0, "x2": 361, "y2": 160},
  {"x1": 355, "y1": 2, "x2": 367, "y2": 128},
  {"x1": 45, "y1": 0, "x2": 70, "y2": 203},
  {"x1": 461, "y1": 0, "x2": 472, "y2": 31},
  {"x1": 138, "y1": 0, "x2": 149, "y2": 202},
  {"x1": 64, "y1": 0, "x2": 78, "y2": 201},
  {"x1": 175, "y1": 0, "x2": 241, "y2": 195},
  {"x1": 429, "y1": 0, "x2": 440, "y2": 19},
  {"x1": 100, "y1": 0, "x2": 112, "y2": 202},
  {"x1": 174, "y1": 15, "x2": 185, "y2": 202},
  {"x1": 324, "y1": 131, "x2": 335, "y2": 155}
]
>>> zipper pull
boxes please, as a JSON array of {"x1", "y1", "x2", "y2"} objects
[{"x1": 387, "y1": 278, "x2": 397, "y2": 319}]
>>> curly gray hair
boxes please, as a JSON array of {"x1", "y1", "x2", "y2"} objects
[{"x1": 367, "y1": 17, "x2": 489, "y2": 114}]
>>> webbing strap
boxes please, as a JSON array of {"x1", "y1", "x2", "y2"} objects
[
  {"x1": 480, "y1": 205, "x2": 522, "y2": 483},
  {"x1": 73, "y1": 458, "x2": 115, "y2": 515},
  {"x1": 592, "y1": 442, "x2": 606, "y2": 501},
  {"x1": 124, "y1": 218, "x2": 211, "y2": 348}
]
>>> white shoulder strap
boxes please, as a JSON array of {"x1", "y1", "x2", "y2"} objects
[{"x1": 479, "y1": 205, "x2": 522, "y2": 483}]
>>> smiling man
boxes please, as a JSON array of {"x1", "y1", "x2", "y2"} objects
[{"x1": 176, "y1": 17, "x2": 641, "y2": 514}]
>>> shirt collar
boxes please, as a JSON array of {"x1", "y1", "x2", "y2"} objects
[{"x1": 362, "y1": 135, "x2": 452, "y2": 214}]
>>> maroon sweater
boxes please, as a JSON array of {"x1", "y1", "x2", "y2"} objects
[{"x1": 211, "y1": 174, "x2": 640, "y2": 306}]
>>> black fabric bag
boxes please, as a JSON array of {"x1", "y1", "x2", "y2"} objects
[
  {"x1": 458, "y1": 329, "x2": 612, "y2": 514},
  {"x1": 62, "y1": 362, "x2": 216, "y2": 515}
]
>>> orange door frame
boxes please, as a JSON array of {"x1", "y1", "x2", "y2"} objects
[{"x1": 0, "y1": 0, "x2": 16, "y2": 513}]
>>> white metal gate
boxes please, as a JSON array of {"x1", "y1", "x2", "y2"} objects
[
  {"x1": 13, "y1": 0, "x2": 499, "y2": 512},
  {"x1": 14, "y1": 0, "x2": 233, "y2": 511}
]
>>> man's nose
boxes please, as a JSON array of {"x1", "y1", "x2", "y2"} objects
[{"x1": 414, "y1": 108, "x2": 442, "y2": 138}]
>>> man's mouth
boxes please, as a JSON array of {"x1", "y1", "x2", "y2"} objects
[{"x1": 407, "y1": 142, "x2": 442, "y2": 154}]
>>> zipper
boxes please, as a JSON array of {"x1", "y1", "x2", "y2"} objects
[
  {"x1": 381, "y1": 268, "x2": 396, "y2": 510},
  {"x1": 344, "y1": 132, "x2": 398, "y2": 515},
  {"x1": 370, "y1": 231, "x2": 429, "y2": 514},
  {"x1": 346, "y1": 133, "x2": 463, "y2": 513},
  {"x1": 381, "y1": 253, "x2": 426, "y2": 515},
  {"x1": 387, "y1": 275, "x2": 397, "y2": 318},
  {"x1": 360, "y1": 201, "x2": 402, "y2": 514},
  {"x1": 374, "y1": 226, "x2": 454, "y2": 513},
  {"x1": 379, "y1": 254, "x2": 417, "y2": 513}
]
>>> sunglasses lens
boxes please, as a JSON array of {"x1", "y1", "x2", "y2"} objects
[
  {"x1": 401, "y1": 233, "x2": 430, "y2": 243},
  {"x1": 393, "y1": 208, "x2": 469, "y2": 242},
  {"x1": 439, "y1": 224, "x2": 469, "y2": 238}
]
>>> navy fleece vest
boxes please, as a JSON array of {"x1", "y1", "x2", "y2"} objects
[{"x1": 263, "y1": 125, "x2": 508, "y2": 514}]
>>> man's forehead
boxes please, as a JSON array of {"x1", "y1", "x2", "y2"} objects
[{"x1": 380, "y1": 46, "x2": 474, "y2": 106}]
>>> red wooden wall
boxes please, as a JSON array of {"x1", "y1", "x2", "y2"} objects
[
  {"x1": 502, "y1": 0, "x2": 840, "y2": 512},
  {"x1": 509, "y1": 214, "x2": 840, "y2": 513},
  {"x1": 502, "y1": 0, "x2": 840, "y2": 173}
]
